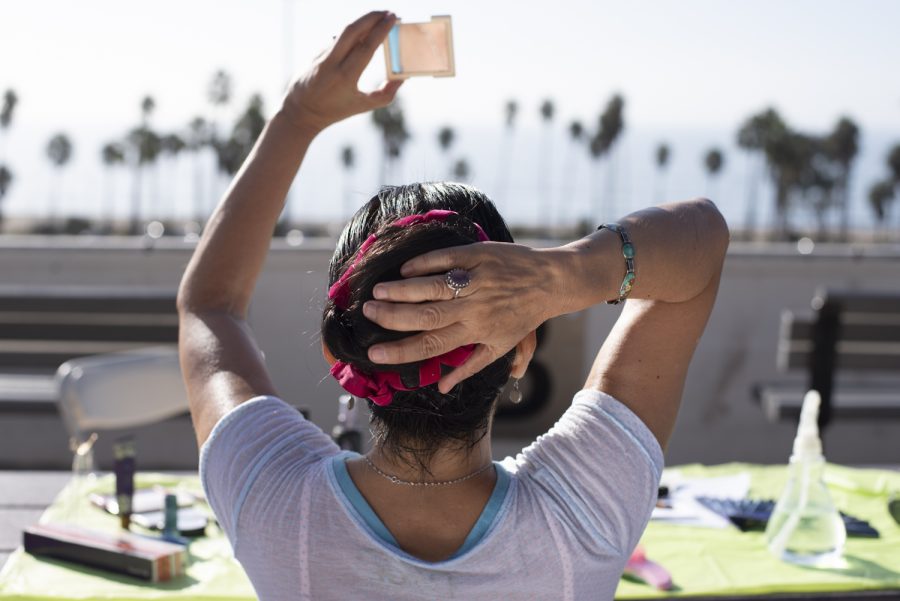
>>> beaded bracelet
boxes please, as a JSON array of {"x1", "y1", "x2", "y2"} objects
[{"x1": 597, "y1": 223, "x2": 635, "y2": 305}]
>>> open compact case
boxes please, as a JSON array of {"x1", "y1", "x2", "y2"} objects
[{"x1": 383, "y1": 15, "x2": 455, "y2": 79}]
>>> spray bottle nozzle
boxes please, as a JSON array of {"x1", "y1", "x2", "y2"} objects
[{"x1": 792, "y1": 390, "x2": 823, "y2": 459}]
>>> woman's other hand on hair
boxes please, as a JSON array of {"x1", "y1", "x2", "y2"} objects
[
  {"x1": 281, "y1": 11, "x2": 403, "y2": 134},
  {"x1": 362, "y1": 243, "x2": 573, "y2": 393}
]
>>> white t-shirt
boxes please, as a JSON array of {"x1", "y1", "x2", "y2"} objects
[{"x1": 200, "y1": 389, "x2": 664, "y2": 601}]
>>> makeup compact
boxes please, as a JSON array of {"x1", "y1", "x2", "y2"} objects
[{"x1": 383, "y1": 16, "x2": 455, "y2": 80}]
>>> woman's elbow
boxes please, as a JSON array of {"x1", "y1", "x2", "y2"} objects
[{"x1": 693, "y1": 197, "x2": 730, "y2": 260}]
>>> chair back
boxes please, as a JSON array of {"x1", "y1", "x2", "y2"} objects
[{"x1": 56, "y1": 347, "x2": 188, "y2": 441}]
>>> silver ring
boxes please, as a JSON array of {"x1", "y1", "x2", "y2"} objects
[{"x1": 445, "y1": 268, "x2": 471, "y2": 299}]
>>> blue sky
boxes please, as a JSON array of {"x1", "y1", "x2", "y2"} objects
[{"x1": 2, "y1": 0, "x2": 899, "y2": 227}]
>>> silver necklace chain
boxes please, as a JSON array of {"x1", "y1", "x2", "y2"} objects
[{"x1": 363, "y1": 455, "x2": 494, "y2": 487}]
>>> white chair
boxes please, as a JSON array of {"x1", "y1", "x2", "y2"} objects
[{"x1": 56, "y1": 346, "x2": 189, "y2": 445}]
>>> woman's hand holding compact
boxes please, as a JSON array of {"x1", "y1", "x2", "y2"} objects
[
  {"x1": 281, "y1": 11, "x2": 403, "y2": 134},
  {"x1": 363, "y1": 242, "x2": 579, "y2": 393}
]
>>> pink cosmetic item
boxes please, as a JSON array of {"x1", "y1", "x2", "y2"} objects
[{"x1": 624, "y1": 545, "x2": 673, "y2": 591}]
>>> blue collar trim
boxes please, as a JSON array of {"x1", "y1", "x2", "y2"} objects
[
  {"x1": 331, "y1": 452, "x2": 399, "y2": 547},
  {"x1": 330, "y1": 452, "x2": 510, "y2": 559}
]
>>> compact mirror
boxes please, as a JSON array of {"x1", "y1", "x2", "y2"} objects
[{"x1": 383, "y1": 16, "x2": 455, "y2": 80}]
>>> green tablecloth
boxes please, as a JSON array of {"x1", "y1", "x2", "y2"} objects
[
  {"x1": 615, "y1": 463, "x2": 900, "y2": 599},
  {"x1": 0, "y1": 464, "x2": 897, "y2": 600},
  {"x1": 0, "y1": 473, "x2": 255, "y2": 601}
]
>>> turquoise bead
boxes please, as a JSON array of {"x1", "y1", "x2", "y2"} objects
[
  {"x1": 622, "y1": 243, "x2": 634, "y2": 259},
  {"x1": 623, "y1": 272, "x2": 635, "y2": 283}
]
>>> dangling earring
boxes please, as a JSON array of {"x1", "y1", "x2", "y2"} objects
[{"x1": 509, "y1": 378, "x2": 523, "y2": 404}]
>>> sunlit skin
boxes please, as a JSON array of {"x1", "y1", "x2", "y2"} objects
[{"x1": 177, "y1": 10, "x2": 728, "y2": 562}]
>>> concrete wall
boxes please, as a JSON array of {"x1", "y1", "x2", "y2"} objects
[{"x1": 1, "y1": 235, "x2": 898, "y2": 467}]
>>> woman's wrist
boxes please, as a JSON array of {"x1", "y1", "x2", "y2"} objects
[
  {"x1": 274, "y1": 101, "x2": 326, "y2": 140},
  {"x1": 552, "y1": 231, "x2": 622, "y2": 313},
  {"x1": 536, "y1": 240, "x2": 616, "y2": 318}
]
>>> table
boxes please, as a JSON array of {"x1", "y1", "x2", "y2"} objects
[
  {"x1": 1, "y1": 467, "x2": 898, "y2": 600},
  {"x1": 0, "y1": 472, "x2": 70, "y2": 572},
  {"x1": 0, "y1": 470, "x2": 258, "y2": 600},
  {"x1": 616, "y1": 464, "x2": 900, "y2": 600}
]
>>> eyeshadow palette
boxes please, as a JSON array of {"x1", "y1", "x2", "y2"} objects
[
  {"x1": 695, "y1": 496, "x2": 879, "y2": 538},
  {"x1": 383, "y1": 16, "x2": 455, "y2": 80}
]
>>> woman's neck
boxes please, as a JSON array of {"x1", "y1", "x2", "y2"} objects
[{"x1": 367, "y1": 435, "x2": 493, "y2": 484}]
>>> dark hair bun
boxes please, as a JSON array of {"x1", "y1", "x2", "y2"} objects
[{"x1": 322, "y1": 183, "x2": 515, "y2": 465}]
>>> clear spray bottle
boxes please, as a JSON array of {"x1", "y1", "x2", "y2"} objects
[{"x1": 765, "y1": 390, "x2": 846, "y2": 567}]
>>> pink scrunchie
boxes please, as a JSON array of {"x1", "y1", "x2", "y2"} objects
[
  {"x1": 327, "y1": 209, "x2": 489, "y2": 405},
  {"x1": 329, "y1": 344, "x2": 475, "y2": 406}
]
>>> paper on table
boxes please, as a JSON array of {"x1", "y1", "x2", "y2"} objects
[{"x1": 652, "y1": 471, "x2": 751, "y2": 528}]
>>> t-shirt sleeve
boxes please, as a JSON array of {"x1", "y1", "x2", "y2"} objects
[
  {"x1": 198, "y1": 395, "x2": 340, "y2": 551},
  {"x1": 506, "y1": 389, "x2": 664, "y2": 557}
]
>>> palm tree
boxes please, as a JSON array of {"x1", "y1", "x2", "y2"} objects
[
  {"x1": 100, "y1": 142, "x2": 126, "y2": 231},
  {"x1": 340, "y1": 145, "x2": 355, "y2": 219},
  {"x1": 568, "y1": 120, "x2": 584, "y2": 145},
  {"x1": 868, "y1": 179, "x2": 895, "y2": 234},
  {"x1": 495, "y1": 99, "x2": 518, "y2": 204},
  {"x1": 126, "y1": 126, "x2": 161, "y2": 234},
  {"x1": 160, "y1": 133, "x2": 186, "y2": 222},
  {"x1": 130, "y1": 95, "x2": 161, "y2": 229},
  {"x1": 737, "y1": 108, "x2": 790, "y2": 237},
  {"x1": 46, "y1": 133, "x2": 73, "y2": 226},
  {"x1": 208, "y1": 70, "x2": 232, "y2": 109},
  {"x1": 126, "y1": 126, "x2": 158, "y2": 232},
  {"x1": 141, "y1": 96, "x2": 155, "y2": 123},
  {"x1": 371, "y1": 100, "x2": 410, "y2": 185},
  {"x1": 505, "y1": 100, "x2": 519, "y2": 128},
  {"x1": 187, "y1": 116, "x2": 209, "y2": 224},
  {"x1": 437, "y1": 126, "x2": 455, "y2": 177},
  {"x1": 213, "y1": 94, "x2": 268, "y2": 220},
  {"x1": 789, "y1": 134, "x2": 837, "y2": 238},
  {"x1": 452, "y1": 158, "x2": 470, "y2": 182},
  {"x1": 887, "y1": 143, "x2": 900, "y2": 183},
  {"x1": 589, "y1": 94, "x2": 626, "y2": 220},
  {"x1": 1, "y1": 89, "x2": 17, "y2": 163},
  {"x1": 0, "y1": 164, "x2": 12, "y2": 228},
  {"x1": 654, "y1": 143, "x2": 671, "y2": 203},
  {"x1": 703, "y1": 148, "x2": 725, "y2": 198},
  {"x1": 207, "y1": 70, "x2": 233, "y2": 210},
  {"x1": 0, "y1": 90, "x2": 17, "y2": 225},
  {"x1": 824, "y1": 117, "x2": 859, "y2": 240},
  {"x1": 538, "y1": 99, "x2": 556, "y2": 220},
  {"x1": 887, "y1": 143, "x2": 900, "y2": 233},
  {"x1": 214, "y1": 94, "x2": 267, "y2": 177},
  {"x1": 559, "y1": 120, "x2": 584, "y2": 228}
]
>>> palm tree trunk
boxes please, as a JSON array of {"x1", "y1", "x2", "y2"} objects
[
  {"x1": 539, "y1": 127, "x2": 552, "y2": 225},
  {"x1": 559, "y1": 142, "x2": 577, "y2": 230},
  {"x1": 495, "y1": 133, "x2": 513, "y2": 210},
  {"x1": 167, "y1": 157, "x2": 177, "y2": 222},
  {"x1": 590, "y1": 159, "x2": 602, "y2": 221},
  {"x1": 605, "y1": 150, "x2": 618, "y2": 219},
  {"x1": 343, "y1": 172, "x2": 353, "y2": 219},
  {"x1": 209, "y1": 147, "x2": 220, "y2": 217},
  {"x1": 743, "y1": 152, "x2": 760, "y2": 240},
  {"x1": 102, "y1": 171, "x2": 112, "y2": 231},
  {"x1": 150, "y1": 163, "x2": 159, "y2": 223},
  {"x1": 192, "y1": 151, "x2": 203, "y2": 223},
  {"x1": 776, "y1": 183, "x2": 790, "y2": 239},
  {"x1": 131, "y1": 164, "x2": 142, "y2": 234},
  {"x1": 379, "y1": 140, "x2": 388, "y2": 187},
  {"x1": 839, "y1": 171, "x2": 851, "y2": 241},
  {"x1": 48, "y1": 171, "x2": 60, "y2": 228}
]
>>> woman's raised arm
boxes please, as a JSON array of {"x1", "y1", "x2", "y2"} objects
[{"x1": 177, "y1": 11, "x2": 401, "y2": 446}]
